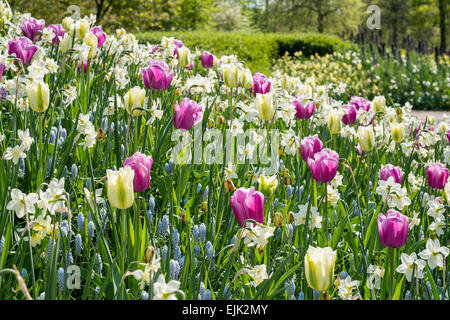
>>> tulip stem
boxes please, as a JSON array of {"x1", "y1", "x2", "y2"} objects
[{"x1": 389, "y1": 247, "x2": 394, "y2": 300}]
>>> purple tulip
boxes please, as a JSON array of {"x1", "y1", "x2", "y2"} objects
[
  {"x1": 124, "y1": 152, "x2": 153, "y2": 193},
  {"x1": 230, "y1": 187, "x2": 264, "y2": 227},
  {"x1": 201, "y1": 51, "x2": 214, "y2": 69},
  {"x1": 426, "y1": 163, "x2": 449, "y2": 189},
  {"x1": 294, "y1": 99, "x2": 315, "y2": 119},
  {"x1": 151, "y1": 45, "x2": 160, "y2": 54},
  {"x1": 47, "y1": 24, "x2": 65, "y2": 44},
  {"x1": 341, "y1": 104, "x2": 357, "y2": 125},
  {"x1": 91, "y1": 26, "x2": 106, "y2": 47},
  {"x1": 173, "y1": 39, "x2": 184, "y2": 57},
  {"x1": 0, "y1": 63, "x2": 5, "y2": 82},
  {"x1": 8, "y1": 37, "x2": 38, "y2": 66},
  {"x1": 380, "y1": 164, "x2": 403, "y2": 184},
  {"x1": 142, "y1": 59, "x2": 174, "y2": 91},
  {"x1": 377, "y1": 209, "x2": 409, "y2": 248},
  {"x1": 349, "y1": 96, "x2": 370, "y2": 112},
  {"x1": 252, "y1": 72, "x2": 271, "y2": 96},
  {"x1": 20, "y1": 17, "x2": 45, "y2": 42},
  {"x1": 174, "y1": 98, "x2": 203, "y2": 130},
  {"x1": 186, "y1": 61, "x2": 194, "y2": 70},
  {"x1": 77, "y1": 60, "x2": 88, "y2": 73},
  {"x1": 355, "y1": 143, "x2": 363, "y2": 155},
  {"x1": 300, "y1": 135, "x2": 323, "y2": 162},
  {"x1": 307, "y1": 148, "x2": 339, "y2": 183},
  {"x1": 447, "y1": 130, "x2": 450, "y2": 143}
]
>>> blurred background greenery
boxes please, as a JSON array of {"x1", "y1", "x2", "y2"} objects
[{"x1": 10, "y1": 0, "x2": 449, "y2": 51}]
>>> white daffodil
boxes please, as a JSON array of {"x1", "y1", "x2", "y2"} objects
[
  {"x1": 418, "y1": 239, "x2": 450, "y2": 269},
  {"x1": 152, "y1": 274, "x2": 183, "y2": 300},
  {"x1": 7, "y1": 189, "x2": 38, "y2": 218},
  {"x1": 337, "y1": 276, "x2": 360, "y2": 300},
  {"x1": 395, "y1": 253, "x2": 426, "y2": 282},
  {"x1": 3, "y1": 145, "x2": 26, "y2": 164}
]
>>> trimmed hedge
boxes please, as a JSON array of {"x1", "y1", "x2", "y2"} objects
[{"x1": 136, "y1": 31, "x2": 353, "y2": 74}]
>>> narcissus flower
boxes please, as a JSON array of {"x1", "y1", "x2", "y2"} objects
[
  {"x1": 230, "y1": 187, "x2": 264, "y2": 227},
  {"x1": 305, "y1": 246, "x2": 337, "y2": 292},
  {"x1": 258, "y1": 175, "x2": 278, "y2": 198},
  {"x1": 124, "y1": 152, "x2": 153, "y2": 193},
  {"x1": 106, "y1": 167, "x2": 135, "y2": 210},
  {"x1": 377, "y1": 209, "x2": 409, "y2": 248}
]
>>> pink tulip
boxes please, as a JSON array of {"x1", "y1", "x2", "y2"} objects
[
  {"x1": 230, "y1": 187, "x2": 264, "y2": 227},
  {"x1": 300, "y1": 135, "x2": 323, "y2": 162},
  {"x1": 380, "y1": 164, "x2": 403, "y2": 184},
  {"x1": 355, "y1": 143, "x2": 363, "y2": 155},
  {"x1": 8, "y1": 37, "x2": 38, "y2": 66},
  {"x1": 77, "y1": 60, "x2": 88, "y2": 73},
  {"x1": 349, "y1": 96, "x2": 370, "y2": 112},
  {"x1": 142, "y1": 59, "x2": 174, "y2": 91},
  {"x1": 91, "y1": 26, "x2": 106, "y2": 47},
  {"x1": 341, "y1": 104, "x2": 357, "y2": 125},
  {"x1": 47, "y1": 24, "x2": 65, "y2": 44},
  {"x1": 20, "y1": 17, "x2": 45, "y2": 42},
  {"x1": 0, "y1": 63, "x2": 5, "y2": 82},
  {"x1": 201, "y1": 51, "x2": 214, "y2": 69},
  {"x1": 377, "y1": 209, "x2": 409, "y2": 248},
  {"x1": 307, "y1": 148, "x2": 339, "y2": 183},
  {"x1": 124, "y1": 152, "x2": 153, "y2": 193},
  {"x1": 447, "y1": 130, "x2": 450, "y2": 143},
  {"x1": 173, "y1": 39, "x2": 184, "y2": 58},
  {"x1": 174, "y1": 98, "x2": 203, "y2": 130},
  {"x1": 426, "y1": 163, "x2": 449, "y2": 189},
  {"x1": 294, "y1": 99, "x2": 315, "y2": 119},
  {"x1": 252, "y1": 72, "x2": 271, "y2": 96}
]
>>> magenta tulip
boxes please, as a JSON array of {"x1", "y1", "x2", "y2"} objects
[
  {"x1": 294, "y1": 99, "x2": 315, "y2": 119},
  {"x1": 91, "y1": 26, "x2": 106, "y2": 47},
  {"x1": 142, "y1": 59, "x2": 174, "y2": 91},
  {"x1": 447, "y1": 130, "x2": 450, "y2": 143},
  {"x1": 300, "y1": 135, "x2": 323, "y2": 162},
  {"x1": 341, "y1": 104, "x2": 357, "y2": 125},
  {"x1": 77, "y1": 60, "x2": 88, "y2": 73},
  {"x1": 252, "y1": 72, "x2": 271, "y2": 96},
  {"x1": 123, "y1": 152, "x2": 153, "y2": 193},
  {"x1": 230, "y1": 187, "x2": 264, "y2": 227},
  {"x1": 20, "y1": 17, "x2": 45, "y2": 42},
  {"x1": 380, "y1": 164, "x2": 403, "y2": 184},
  {"x1": 201, "y1": 51, "x2": 214, "y2": 69},
  {"x1": 0, "y1": 63, "x2": 5, "y2": 82},
  {"x1": 377, "y1": 209, "x2": 409, "y2": 248},
  {"x1": 173, "y1": 39, "x2": 184, "y2": 58},
  {"x1": 426, "y1": 163, "x2": 449, "y2": 189},
  {"x1": 48, "y1": 24, "x2": 65, "y2": 44},
  {"x1": 8, "y1": 37, "x2": 38, "y2": 66},
  {"x1": 349, "y1": 96, "x2": 370, "y2": 112},
  {"x1": 174, "y1": 98, "x2": 203, "y2": 130},
  {"x1": 307, "y1": 148, "x2": 339, "y2": 183}
]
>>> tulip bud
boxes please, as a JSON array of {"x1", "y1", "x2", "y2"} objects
[
  {"x1": 74, "y1": 19, "x2": 89, "y2": 40},
  {"x1": 144, "y1": 246, "x2": 155, "y2": 263},
  {"x1": 255, "y1": 93, "x2": 274, "y2": 121},
  {"x1": 377, "y1": 210, "x2": 409, "y2": 248},
  {"x1": 27, "y1": 81, "x2": 50, "y2": 113},
  {"x1": 239, "y1": 68, "x2": 253, "y2": 89},
  {"x1": 373, "y1": 96, "x2": 386, "y2": 114},
  {"x1": 274, "y1": 212, "x2": 283, "y2": 227},
  {"x1": 426, "y1": 163, "x2": 449, "y2": 189},
  {"x1": 230, "y1": 187, "x2": 264, "y2": 227},
  {"x1": 222, "y1": 64, "x2": 239, "y2": 88},
  {"x1": 59, "y1": 33, "x2": 72, "y2": 53},
  {"x1": 390, "y1": 122, "x2": 405, "y2": 143},
  {"x1": 208, "y1": 119, "x2": 215, "y2": 129},
  {"x1": 174, "y1": 98, "x2": 203, "y2": 130},
  {"x1": 61, "y1": 17, "x2": 74, "y2": 31},
  {"x1": 225, "y1": 179, "x2": 235, "y2": 193},
  {"x1": 288, "y1": 211, "x2": 295, "y2": 223},
  {"x1": 124, "y1": 86, "x2": 146, "y2": 117},
  {"x1": 83, "y1": 32, "x2": 98, "y2": 59},
  {"x1": 106, "y1": 166, "x2": 135, "y2": 210},
  {"x1": 305, "y1": 246, "x2": 337, "y2": 292},
  {"x1": 124, "y1": 152, "x2": 153, "y2": 193},
  {"x1": 327, "y1": 113, "x2": 342, "y2": 135},
  {"x1": 201, "y1": 51, "x2": 214, "y2": 69},
  {"x1": 218, "y1": 115, "x2": 225, "y2": 125},
  {"x1": 177, "y1": 46, "x2": 190, "y2": 68},
  {"x1": 357, "y1": 126, "x2": 375, "y2": 152}
]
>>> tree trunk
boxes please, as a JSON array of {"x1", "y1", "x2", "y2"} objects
[{"x1": 439, "y1": 0, "x2": 446, "y2": 52}]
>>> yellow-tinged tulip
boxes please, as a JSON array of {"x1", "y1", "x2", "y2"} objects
[
  {"x1": 327, "y1": 113, "x2": 342, "y2": 135},
  {"x1": 239, "y1": 68, "x2": 253, "y2": 89},
  {"x1": 222, "y1": 64, "x2": 239, "y2": 88},
  {"x1": 305, "y1": 246, "x2": 337, "y2": 292},
  {"x1": 357, "y1": 126, "x2": 375, "y2": 152},
  {"x1": 27, "y1": 81, "x2": 49, "y2": 113},
  {"x1": 62, "y1": 17, "x2": 74, "y2": 31},
  {"x1": 74, "y1": 19, "x2": 89, "y2": 40},
  {"x1": 373, "y1": 96, "x2": 386, "y2": 114},
  {"x1": 255, "y1": 93, "x2": 274, "y2": 121},
  {"x1": 177, "y1": 46, "x2": 190, "y2": 68},
  {"x1": 59, "y1": 33, "x2": 72, "y2": 53},
  {"x1": 83, "y1": 32, "x2": 98, "y2": 59},
  {"x1": 107, "y1": 166, "x2": 135, "y2": 210},
  {"x1": 390, "y1": 122, "x2": 405, "y2": 143},
  {"x1": 124, "y1": 86, "x2": 146, "y2": 117},
  {"x1": 258, "y1": 175, "x2": 278, "y2": 198}
]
